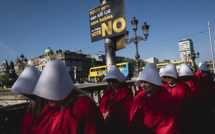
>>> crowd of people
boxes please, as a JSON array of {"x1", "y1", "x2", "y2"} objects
[{"x1": 11, "y1": 60, "x2": 215, "y2": 134}]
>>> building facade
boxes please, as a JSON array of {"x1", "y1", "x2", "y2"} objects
[
  {"x1": 0, "y1": 47, "x2": 126, "y2": 85},
  {"x1": 178, "y1": 38, "x2": 194, "y2": 62},
  {"x1": 144, "y1": 57, "x2": 159, "y2": 64},
  {"x1": 0, "y1": 60, "x2": 9, "y2": 76},
  {"x1": 91, "y1": 54, "x2": 125, "y2": 65},
  {"x1": 27, "y1": 47, "x2": 98, "y2": 81},
  {"x1": 0, "y1": 60, "x2": 17, "y2": 87}
]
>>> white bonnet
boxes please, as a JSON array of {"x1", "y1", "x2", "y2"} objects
[
  {"x1": 159, "y1": 67, "x2": 164, "y2": 76},
  {"x1": 135, "y1": 63, "x2": 162, "y2": 86},
  {"x1": 160, "y1": 63, "x2": 178, "y2": 79},
  {"x1": 101, "y1": 65, "x2": 126, "y2": 82},
  {"x1": 198, "y1": 63, "x2": 210, "y2": 71},
  {"x1": 159, "y1": 67, "x2": 165, "y2": 81},
  {"x1": 33, "y1": 60, "x2": 74, "y2": 101},
  {"x1": 178, "y1": 63, "x2": 193, "y2": 77},
  {"x1": 11, "y1": 66, "x2": 41, "y2": 95},
  {"x1": 198, "y1": 63, "x2": 202, "y2": 68}
]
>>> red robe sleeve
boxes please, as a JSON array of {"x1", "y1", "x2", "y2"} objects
[
  {"x1": 21, "y1": 110, "x2": 35, "y2": 134},
  {"x1": 99, "y1": 87, "x2": 133, "y2": 134},
  {"x1": 48, "y1": 96, "x2": 106, "y2": 134},
  {"x1": 128, "y1": 87, "x2": 178, "y2": 134}
]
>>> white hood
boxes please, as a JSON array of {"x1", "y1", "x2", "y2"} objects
[
  {"x1": 102, "y1": 65, "x2": 126, "y2": 82},
  {"x1": 198, "y1": 63, "x2": 210, "y2": 71},
  {"x1": 33, "y1": 60, "x2": 74, "y2": 101},
  {"x1": 178, "y1": 63, "x2": 193, "y2": 77},
  {"x1": 135, "y1": 63, "x2": 162, "y2": 86},
  {"x1": 160, "y1": 63, "x2": 178, "y2": 79},
  {"x1": 11, "y1": 66, "x2": 41, "y2": 95}
]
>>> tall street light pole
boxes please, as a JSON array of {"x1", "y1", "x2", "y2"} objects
[
  {"x1": 208, "y1": 21, "x2": 215, "y2": 73},
  {"x1": 188, "y1": 50, "x2": 200, "y2": 73},
  {"x1": 126, "y1": 17, "x2": 149, "y2": 77},
  {"x1": 99, "y1": 0, "x2": 116, "y2": 72}
]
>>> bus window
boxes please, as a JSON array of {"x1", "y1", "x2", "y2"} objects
[
  {"x1": 91, "y1": 69, "x2": 95, "y2": 72},
  {"x1": 101, "y1": 67, "x2": 106, "y2": 71},
  {"x1": 96, "y1": 68, "x2": 100, "y2": 71}
]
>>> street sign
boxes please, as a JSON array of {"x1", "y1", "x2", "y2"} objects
[{"x1": 89, "y1": 0, "x2": 126, "y2": 42}]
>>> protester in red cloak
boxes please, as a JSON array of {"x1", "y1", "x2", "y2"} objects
[
  {"x1": 129, "y1": 63, "x2": 178, "y2": 134},
  {"x1": 160, "y1": 63, "x2": 192, "y2": 133},
  {"x1": 195, "y1": 63, "x2": 215, "y2": 132},
  {"x1": 195, "y1": 64, "x2": 215, "y2": 100},
  {"x1": 33, "y1": 60, "x2": 106, "y2": 134},
  {"x1": 100, "y1": 65, "x2": 133, "y2": 134},
  {"x1": 11, "y1": 66, "x2": 47, "y2": 134},
  {"x1": 34, "y1": 103, "x2": 59, "y2": 134},
  {"x1": 178, "y1": 63, "x2": 204, "y2": 103},
  {"x1": 196, "y1": 64, "x2": 215, "y2": 108},
  {"x1": 178, "y1": 63, "x2": 214, "y2": 133},
  {"x1": 35, "y1": 88, "x2": 106, "y2": 134},
  {"x1": 21, "y1": 96, "x2": 47, "y2": 134}
]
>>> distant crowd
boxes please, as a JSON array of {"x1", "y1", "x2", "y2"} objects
[{"x1": 11, "y1": 60, "x2": 215, "y2": 134}]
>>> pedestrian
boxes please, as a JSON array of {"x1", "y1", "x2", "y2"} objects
[
  {"x1": 11, "y1": 66, "x2": 47, "y2": 134},
  {"x1": 160, "y1": 63, "x2": 192, "y2": 133},
  {"x1": 33, "y1": 60, "x2": 106, "y2": 134},
  {"x1": 129, "y1": 63, "x2": 178, "y2": 134},
  {"x1": 100, "y1": 65, "x2": 133, "y2": 134},
  {"x1": 195, "y1": 63, "x2": 215, "y2": 132}
]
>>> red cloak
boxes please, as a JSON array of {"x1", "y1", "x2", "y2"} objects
[
  {"x1": 195, "y1": 71, "x2": 215, "y2": 133},
  {"x1": 134, "y1": 88, "x2": 143, "y2": 97},
  {"x1": 162, "y1": 82, "x2": 194, "y2": 133},
  {"x1": 35, "y1": 96, "x2": 106, "y2": 134},
  {"x1": 34, "y1": 103, "x2": 60, "y2": 134},
  {"x1": 162, "y1": 82, "x2": 190, "y2": 110},
  {"x1": 21, "y1": 110, "x2": 35, "y2": 134},
  {"x1": 99, "y1": 87, "x2": 133, "y2": 134},
  {"x1": 128, "y1": 86, "x2": 178, "y2": 134}
]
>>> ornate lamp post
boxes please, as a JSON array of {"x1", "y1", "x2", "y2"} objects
[
  {"x1": 125, "y1": 17, "x2": 149, "y2": 77},
  {"x1": 188, "y1": 50, "x2": 200, "y2": 72}
]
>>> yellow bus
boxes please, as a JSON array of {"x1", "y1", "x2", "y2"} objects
[
  {"x1": 156, "y1": 59, "x2": 194, "y2": 69},
  {"x1": 142, "y1": 59, "x2": 194, "y2": 70},
  {"x1": 89, "y1": 62, "x2": 134, "y2": 82}
]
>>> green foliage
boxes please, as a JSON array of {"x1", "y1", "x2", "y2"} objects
[
  {"x1": 0, "y1": 73, "x2": 10, "y2": 87},
  {"x1": 123, "y1": 57, "x2": 147, "y2": 67},
  {"x1": 140, "y1": 59, "x2": 147, "y2": 67},
  {"x1": 123, "y1": 57, "x2": 135, "y2": 63},
  {"x1": 0, "y1": 74, "x2": 9, "y2": 82}
]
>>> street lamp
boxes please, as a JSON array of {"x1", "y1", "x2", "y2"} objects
[
  {"x1": 188, "y1": 50, "x2": 200, "y2": 72},
  {"x1": 125, "y1": 17, "x2": 149, "y2": 77}
]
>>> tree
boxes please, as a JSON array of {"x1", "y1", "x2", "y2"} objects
[
  {"x1": 123, "y1": 57, "x2": 147, "y2": 67},
  {"x1": 0, "y1": 74, "x2": 10, "y2": 88},
  {"x1": 123, "y1": 57, "x2": 135, "y2": 63}
]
